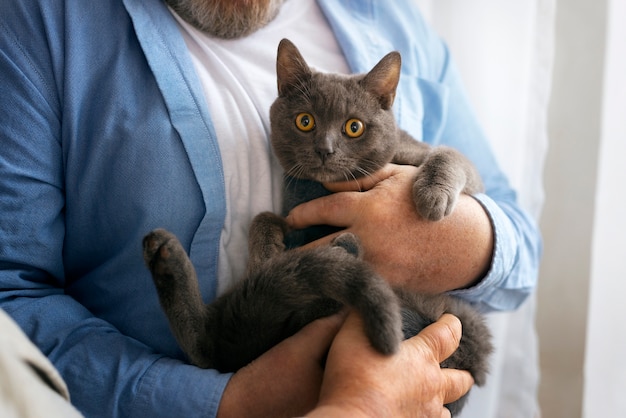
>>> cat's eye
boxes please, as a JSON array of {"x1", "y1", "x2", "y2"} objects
[
  {"x1": 295, "y1": 113, "x2": 315, "y2": 132},
  {"x1": 344, "y1": 118, "x2": 365, "y2": 138}
]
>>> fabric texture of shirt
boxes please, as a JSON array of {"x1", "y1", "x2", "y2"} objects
[{"x1": 0, "y1": 0, "x2": 542, "y2": 417}]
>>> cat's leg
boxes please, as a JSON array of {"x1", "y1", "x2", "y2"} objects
[
  {"x1": 412, "y1": 146, "x2": 484, "y2": 221},
  {"x1": 143, "y1": 229, "x2": 215, "y2": 368},
  {"x1": 305, "y1": 234, "x2": 403, "y2": 354},
  {"x1": 246, "y1": 211, "x2": 290, "y2": 276}
]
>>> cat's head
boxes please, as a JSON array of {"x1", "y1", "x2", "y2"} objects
[{"x1": 269, "y1": 38, "x2": 401, "y2": 183}]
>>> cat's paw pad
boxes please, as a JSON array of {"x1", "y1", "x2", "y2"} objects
[
  {"x1": 412, "y1": 180, "x2": 459, "y2": 221},
  {"x1": 142, "y1": 229, "x2": 187, "y2": 277},
  {"x1": 330, "y1": 233, "x2": 361, "y2": 258}
]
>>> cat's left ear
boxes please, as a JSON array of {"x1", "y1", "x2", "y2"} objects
[
  {"x1": 276, "y1": 38, "x2": 312, "y2": 96},
  {"x1": 360, "y1": 52, "x2": 401, "y2": 110}
]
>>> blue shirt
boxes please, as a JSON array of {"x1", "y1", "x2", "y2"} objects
[{"x1": 0, "y1": 0, "x2": 542, "y2": 417}]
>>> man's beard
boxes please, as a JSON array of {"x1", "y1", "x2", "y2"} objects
[{"x1": 165, "y1": 0, "x2": 286, "y2": 39}]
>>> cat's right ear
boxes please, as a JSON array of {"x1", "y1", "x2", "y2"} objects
[
  {"x1": 276, "y1": 39, "x2": 312, "y2": 96},
  {"x1": 361, "y1": 52, "x2": 401, "y2": 110}
]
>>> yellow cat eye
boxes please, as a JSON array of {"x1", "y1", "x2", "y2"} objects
[
  {"x1": 295, "y1": 113, "x2": 315, "y2": 132},
  {"x1": 344, "y1": 118, "x2": 365, "y2": 138}
]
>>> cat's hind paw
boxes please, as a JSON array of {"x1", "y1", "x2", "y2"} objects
[
  {"x1": 143, "y1": 229, "x2": 176, "y2": 266},
  {"x1": 142, "y1": 229, "x2": 193, "y2": 288}
]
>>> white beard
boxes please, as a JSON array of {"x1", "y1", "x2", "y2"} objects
[{"x1": 164, "y1": 0, "x2": 287, "y2": 39}]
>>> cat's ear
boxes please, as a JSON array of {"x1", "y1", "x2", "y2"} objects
[
  {"x1": 360, "y1": 52, "x2": 401, "y2": 110},
  {"x1": 276, "y1": 39, "x2": 312, "y2": 96}
]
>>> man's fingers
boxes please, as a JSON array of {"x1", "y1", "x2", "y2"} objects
[
  {"x1": 286, "y1": 163, "x2": 419, "y2": 230},
  {"x1": 285, "y1": 192, "x2": 361, "y2": 229},
  {"x1": 418, "y1": 313, "x2": 463, "y2": 362},
  {"x1": 331, "y1": 310, "x2": 369, "y2": 346},
  {"x1": 442, "y1": 369, "x2": 474, "y2": 405},
  {"x1": 322, "y1": 164, "x2": 397, "y2": 192},
  {"x1": 418, "y1": 314, "x2": 474, "y2": 405},
  {"x1": 289, "y1": 312, "x2": 347, "y2": 358},
  {"x1": 285, "y1": 163, "x2": 396, "y2": 229}
]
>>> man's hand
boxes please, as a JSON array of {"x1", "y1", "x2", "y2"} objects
[
  {"x1": 309, "y1": 311, "x2": 474, "y2": 418},
  {"x1": 217, "y1": 313, "x2": 345, "y2": 418},
  {"x1": 286, "y1": 164, "x2": 494, "y2": 292}
]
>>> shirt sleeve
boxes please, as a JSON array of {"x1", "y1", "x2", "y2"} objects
[
  {"x1": 425, "y1": 43, "x2": 543, "y2": 312},
  {"x1": 0, "y1": 3, "x2": 230, "y2": 417}
]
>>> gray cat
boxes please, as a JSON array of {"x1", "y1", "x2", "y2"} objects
[{"x1": 143, "y1": 38, "x2": 492, "y2": 416}]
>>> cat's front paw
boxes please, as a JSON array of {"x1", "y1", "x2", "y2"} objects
[
  {"x1": 412, "y1": 179, "x2": 460, "y2": 221},
  {"x1": 411, "y1": 147, "x2": 476, "y2": 221}
]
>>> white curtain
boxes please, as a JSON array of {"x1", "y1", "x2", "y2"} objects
[
  {"x1": 584, "y1": 0, "x2": 626, "y2": 415},
  {"x1": 415, "y1": 1, "x2": 555, "y2": 417},
  {"x1": 535, "y1": 0, "x2": 626, "y2": 416}
]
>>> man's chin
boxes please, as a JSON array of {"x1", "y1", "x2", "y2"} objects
[{"x1": 164, "y1": 0, "x2": 286, "y2": 39}]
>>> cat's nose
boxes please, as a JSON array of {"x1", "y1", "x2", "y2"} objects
[
  {"x1": 315, "y1": 148, "x2": 334, "y2": 163},
  {"x1": 315, "y1": 137, "x2": 335, "y2": 163}
]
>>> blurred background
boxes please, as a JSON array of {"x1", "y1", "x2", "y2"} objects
[{"x1": 415, "y1": 1, "x2": 626, "y2": 417}]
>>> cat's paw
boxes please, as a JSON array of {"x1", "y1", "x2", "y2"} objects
[
  {"x1": 411, "y1": 146, "x2": 475, "y2": 221},
  {"x1": 247, "y1": 212, "x2": 290, "y2": 275},
  {"x1": 249, "y1": 212, "x2": 289, "y2": 254},
  {"x1": 142, "y1": 229, "x2": 191, "y2": 286},
  {"x1": 412, "y1": 178, "x2": 460, "y2": 221},
  {"x1": 143, "y1": 228, "x2": 177, "y2": 265},
  {"x1": 250, "y1": 212, "x2": 289, "y2": 239},
  {"x1": 330, "y1": 232, "x2": 361, "y2": 258}
]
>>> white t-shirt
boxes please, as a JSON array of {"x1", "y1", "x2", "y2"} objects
[{"x1": 171, "y1": 0, "x2": 350, "y2": 294}]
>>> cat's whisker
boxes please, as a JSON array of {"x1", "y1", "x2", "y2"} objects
[
  {"x1": 355, "y1": 160, "x2": 385, "y2": 182},
  {"x1": 285, "y1": 165, "x2": 299, "y2": 179},
  {"x1": 284, "y1": 163, "x2": 308, "y2": 186},
  {"x1": 340, "y1": 169, "x2": 363, "y2": 192},
  {"x1": 355, "y1": 166, "x2": 374, "y2": 177},
  {"x1": 296, "y1": 164, "x2": 307, "y2": 179}
]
